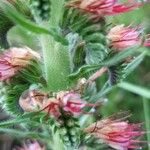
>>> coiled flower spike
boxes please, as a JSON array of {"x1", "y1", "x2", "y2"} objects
[
  {"x1": 67, "y1": 0, "x2": 145, "y2": 17},
  {"x1": 84, "y1": 112, "x2": 146, "y2": 150}
]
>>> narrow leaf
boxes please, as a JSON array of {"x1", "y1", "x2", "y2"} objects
[
  {"x1": 118, "y1": 82, "x2": 150, "y2": 99},
  {"x1": 0, "y1": 2, "x2": 68, "y2": 45},
  {"x1": 123, "y1": 52, "x2": 145, "y2": 78}
]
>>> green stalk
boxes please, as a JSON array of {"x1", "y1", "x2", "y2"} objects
[
  {"x1": 40, "y1": 34, "x2": 70, "y2": 91},
  {"x1": 143, "y1": 98, "x2": 150, "y2": 150},
  {"x1": 39, "y1": 0, "x2": 71, "y2": 91},
  {"x1": 50, "y1": 0, "x2": 65, "y2": 28}
]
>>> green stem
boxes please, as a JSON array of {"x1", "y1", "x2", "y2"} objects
[
  {"x1": 143, "y1": 98, "x2": 150, "y2": 150},
  {"x1": 39, "y1": 0, "x2": 71, "y2": 91},
  {"x1": 50, "y1": 0, "x2": 65, "y2": 28},
  {"x1": 40, "y1": 34, "x2": 70, "y2": 91}
]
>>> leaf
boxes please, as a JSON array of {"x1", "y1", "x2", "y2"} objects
[
  {"x1": 68, "y1": 64, "x2": 101, "y2": 79},
  {"x1": 123, "y1": 52, "x2": 145, "y2": 78},
  {"x1": 69, "y1": 47, "x2": 140, "y2": 79},
  {"x1": 0, "y1": 0, "x2": 30, "y2": 48},
  {"x1": 118, "y1": 82, "x2": 150, "y2": 99},
  {"x1": 91, "y1": 84, "x2": 117, "y2": 101},
  {"x1": 0, "y1": 128, "x2": 49, "y2": 139},
  {"x1": 66, "y1": 33, "x2": 86, "y2": 72},
  {"x1": 101, "y1": 47, "x2": 139, "y2": 66},
  {"x1": 0, "y1": 1, "x2": 68, "y2": 45},
  {"x1": 0, "y1": 118, "x2": 28, "y2": 127},
  {"x1": 62, "y1": 8, "x2": 108, "y2": 67}
]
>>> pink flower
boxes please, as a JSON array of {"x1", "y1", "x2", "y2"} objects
[
  {"x1": 19, "y1": 89, "x2": 61, "y2": 118},
  {"x1": 67, "y1": 0, "x2": 144, "y2": 17},
  {"x1": 0, "y1": 47, "x2": 40, "y2": 81},
  {"x1": 84, "y1": 114, "x2": 145, "y2": 150},
  {"x1": 13, "y1": 140, "x2": 45, "y2": 150},
  {"x1": 57, "y1": 91, "x2": 87, "y2": 115},
  {"x1": 41, "y1": 98, "x2": 61, "y2": 118},
  {"x1": 107, "y1": 24, "x2": 142, "y2": 51},
  {"x1": 19, "y1": 89, "x2": 48, "y2": 112}
]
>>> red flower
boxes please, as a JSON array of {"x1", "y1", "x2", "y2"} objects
[
  {"x1": 0, "y1": 47, "x2": 40, "y2": 81},
  {"x1": 19, "y1": 89, "x2": 61, "y2": 118},
  {"x1": 57, "y1": 91, "x2": 87, "y2": 115},
  {"x1": 84, "y1": 113, "x2": 145, "y2": 150},
  {"x1": 67, "y1": 0, "x2": 144, "y2": 17},
  {"x1": 107, "y1": 24, "x2": 142, "y2": 51},
  {"x1": 42, "y1": 98, "x2": 61, "y2": 118}
]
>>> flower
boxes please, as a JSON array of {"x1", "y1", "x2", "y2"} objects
[
  {"x1": 67, "y1": 0, "x2": 144, "y2": 17},
  {"x1": 57, "y1": 91, "x2": 87, "y2": 115},
  {"x1": 19, "y1": 89, "x2": 48, "y2": 112},
  {"x1": 13, "y1": 140, "x2": 45, "y2": 150},
  {"x1": 0, "y1": 47, "x2": 40, "y2": 81},
  {"x1": 84, "y1": 114, "x2": 145, "y2": 150},
  {"x1": 107, "y1": 24, "x2": 142, "y2": 51},
  {"x1": 42, "y1": 98, "x2": 61, "y2": 118}
]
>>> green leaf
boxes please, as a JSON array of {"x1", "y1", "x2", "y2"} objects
[
  {"x1": 91, "y1": 84, "x2": 117, "y2": 101},
  {"x1": 101, "y1": 47, "x2": 139, "y2": 66},
  {"x1": 123, "y1": 52, "x2": 145, "y2": 78},
  {"x1": 69, "y1": 64, "x2": 101, "y2": 79},
  {"x1": 69, "y1": 47, "x2": 140, "y2": 79},
  {"x1": 0, "y1": 118, "x2": 28, "y2": 127},
  {"x1": 118, "y1": 82, "x2": 150, "y2": 99},
  {"x1": 0, "y1": 128, "x2": 49, "y2": 139},
  {"x1": 0, "y1": 2, "x2": 68, "y2": 45}
]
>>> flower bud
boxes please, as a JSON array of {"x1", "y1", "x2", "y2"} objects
[
  {"x1": 13, "y1": 140, "x2": 45, "y2": 150},
  {"x1": 84, "y1": 113, "x2": 145, "y2": 150},
  {"x1": 67, "y1": 0, "x2": 144, "y2": 17},
  {"x1": 0, "y1": 47, "x2": 40, "y2": 81},
  {"x1": 57, "y1": 91, "x2": 86, "y2": 115},
  {"x1": 107, "y1": 24, "x2": 142, "y2": 51},
  {"x1": 19, "y1": 89, "x2": 48, "y2": 112}
]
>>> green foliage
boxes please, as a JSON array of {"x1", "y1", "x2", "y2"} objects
[
  {"x1": 0, "y1": 1, "x2": 68, "y2": 45},
  {"x1": 62, "y1": 8, "x2": 108, "y2": 78},
  {"x1": 0, "y1": 1, "x2": 149, "y2": 150},
  {"x1": 0, "y1": 60, "x2": 43, "y2": 116},
  {"x1": 30, "y1": 0, "x2": 51, "y2": 21},
  {"x1": 123, "y1": 52, "x2": 145, "y2": 78},
  {"x1": 69, "y1": 47, "x2": 142, "y2": 80},
  {"x1": 0, "y1": 0, "x2": 29, "y2": 48},
  {"x1": 118, "y1": 82, "x2": 150, "y2": 99}
]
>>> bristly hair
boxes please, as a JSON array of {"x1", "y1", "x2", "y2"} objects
[
  {"x1": 107, "y1": 51, "x2": 124, "y2": 85},
  {"x1": 108, "y1": 65, "x2": 121, "y2": 85}
]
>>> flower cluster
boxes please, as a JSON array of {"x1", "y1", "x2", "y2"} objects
[
  {"x1": 0, "y1": 0, "x2": 149, "y2": 149},
  {"x1": 0, "y1": 47, "x2": 40, "y2": 81},
  {"x1": 84, "y1": 114, "x2": 145, "y2": 150},
  {"x1": 19, "y1": 89, "x2": 99, "y2": 118},
  {"x1": 67, "y1": 0, "x2": 144, "y2": 17}
]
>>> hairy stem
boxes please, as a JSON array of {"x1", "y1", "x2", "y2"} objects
[
  {"x1": 40, "y1": 34, "x2": 70, "y2": 91},
  {"x1": 88, "y1": 67, "x2": 108, "y2": 82},
  {"x1": 39, "y1": 0, "x2": 71, "y2": 91},
  {"x1": 143, "y1": 98, "x2": 150, "y2": 150}
]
